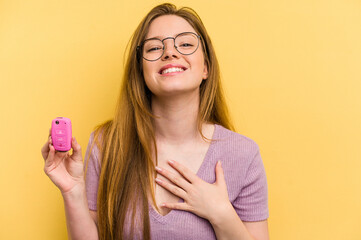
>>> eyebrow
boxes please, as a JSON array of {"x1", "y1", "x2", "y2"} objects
[
  {"x1": 145, "y1": 31, "x2": 196, "y2": 41},
  {"x1": 146, "y1": 33, "x2": 178, "y2": 40}
]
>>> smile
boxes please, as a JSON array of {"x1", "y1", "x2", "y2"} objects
[{"x1": 160, "y1": 67, "x2": 186, "y2": 76}]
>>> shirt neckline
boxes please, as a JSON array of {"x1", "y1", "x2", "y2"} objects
[{"x1": 149, "y1": 123, "x2": 220, "y2": 224}]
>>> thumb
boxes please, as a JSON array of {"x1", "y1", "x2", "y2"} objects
[
  {"x1": 70, "y1": 137, "x2": 82, "y2": 161},
  {"x1": 45, "y1": 143, "x2": 55, "y2": 167},
  {"x1": 215, "y1": 161, "x2": 226, "y2": 186}
]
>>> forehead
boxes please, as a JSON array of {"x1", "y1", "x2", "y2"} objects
[{"x1": 145, "y1": 15, "x2": 196, "y2": 39}]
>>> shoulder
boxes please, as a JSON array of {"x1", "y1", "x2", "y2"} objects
[
  {"x1": 88, "y1": 120, "x2": 112, "y2": 158},
  {"x1": 212, "y1": 124, "x2": 262, "y2": 179},
  {"x1": 88, "y1": 131, "x2": 102, "y2": 159},
  {"x1": 214, "y1": 124, "x2": 260, "y2": 156},
  {"x1": 212, "y1": 125, "x2": 266, "y2": 202},
  {"x1": 87, "y1": 118, "x2": 113, "y2": 153},
  {"x1": 84, "y1": 130, "x2": 103, "y2": 170}
]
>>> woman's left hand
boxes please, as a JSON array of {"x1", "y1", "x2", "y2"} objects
[{"x1": 155, "y1": 159, "x2": 233, "y2": 222}]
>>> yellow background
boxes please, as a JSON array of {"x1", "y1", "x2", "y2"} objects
[{"x1": 1, "y1": 0, "x2": 360, "y2": 239}]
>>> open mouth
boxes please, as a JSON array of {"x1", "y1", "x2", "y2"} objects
[{"x1": 159, "y1": 67, "x2": 188, "y2": 75}]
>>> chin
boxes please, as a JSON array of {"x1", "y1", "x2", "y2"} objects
[{"x1": 154, "y1": 86, "x2": 201, "y2": 98}]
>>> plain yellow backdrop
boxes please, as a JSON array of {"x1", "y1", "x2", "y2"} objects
[{"x1": 0, "y1": 0, "x2": 360, "y2": 239}]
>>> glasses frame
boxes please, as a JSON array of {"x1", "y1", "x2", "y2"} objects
[{"x1": 136, "y1": 31, "x2": 201, "y2": 62}]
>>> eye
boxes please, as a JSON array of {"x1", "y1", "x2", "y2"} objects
[
  {"x1": 180, "y1": 43, "x2": 193, "y2": 47},
  {"x1": 147, "y1": 47, "x2": 162, "y2": 52}
]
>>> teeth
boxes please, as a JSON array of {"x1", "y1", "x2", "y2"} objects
[{"x1": 161, "y1": 67, "x2": 184, "y2": 75}]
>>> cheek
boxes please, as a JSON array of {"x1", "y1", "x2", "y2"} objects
[
  {"x1": 143, "y1": 61, "x2": 158, "y2": 77},
  {"x1": 193, "y1": 50, "x2": 205, "y2": 68},
  {"x1": 192, "y1": 56, "x2": 206, "y2": 76},
  {"x1": 142, "y1": 63, "x2": 157, "y2": 90},
  {"x1": 142, "y1": 61, "x2": 149, "y2": 76}
]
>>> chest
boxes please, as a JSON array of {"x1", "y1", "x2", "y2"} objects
[{"x1": 149, "y1": 142, "x2": 211, "y2": 216}]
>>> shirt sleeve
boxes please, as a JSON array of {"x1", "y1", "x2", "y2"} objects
[
  {"x1": 83, "y1": 132, "x2": 101, "y2": 211},
  {"x1": 232, "y1": 146, "x2": 269, "y2": 221}
]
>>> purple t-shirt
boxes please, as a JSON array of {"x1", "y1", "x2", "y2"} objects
[{"x1": 84, "y1": 124, "x2": 269, "y2": 239}]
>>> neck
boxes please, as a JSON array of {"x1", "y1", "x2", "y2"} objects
[{"x1": 151, "y1": 91, "x2": 205, "y2": 146}]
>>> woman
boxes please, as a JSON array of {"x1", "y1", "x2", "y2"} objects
[{"x1": 41, "y1": 3, "x2": 269, "y2": 240}]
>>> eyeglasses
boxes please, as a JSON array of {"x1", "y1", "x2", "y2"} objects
[{"x1": 136, "y1": 32, "x2": 201, "y2": 61}]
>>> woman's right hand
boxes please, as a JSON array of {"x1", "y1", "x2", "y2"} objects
[{"x1": 41, "y1": 128, "x2": 85, "y2": 195}]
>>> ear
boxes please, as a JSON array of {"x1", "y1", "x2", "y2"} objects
[{"x1": 202, "y1": 61, "x2": 209, "y2": 80}]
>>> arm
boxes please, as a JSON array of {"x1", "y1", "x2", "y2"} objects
[
  {"x1": 42, "y1": 130, "x2": 99, "y2": 240},
  {"x1": 154, "y1": 158, "x2": 269, "y2": 240},
  {"x1": 209, "y1": 203, "x2": 269, "y2": 240},
  {"x1": 209, "y1": 146, "x2": 270, "y2": 240},
  {"x1": 62, "y1": 182, "x2": 99, "y2": 240}
]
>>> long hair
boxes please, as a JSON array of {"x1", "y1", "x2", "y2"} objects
[{"x1": 84, "y1": 3, "x2": 235, "y2": 239}]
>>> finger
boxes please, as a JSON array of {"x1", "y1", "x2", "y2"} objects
[
  {"x1": 43, "y1": 128, "x2": 52, "y2": 157},
  {"x1": 215, "y1": 161, "x2": 226, "y2": 186},
  {"x1": 41, "y1": 141, "x2": 50, "y2": 160},
  {"x1": 70, "y1": 137, "x2": 82, "y2": 161},
  {"x1": 41, "y1": 136, "x2": 52, "y2": 160},
  {"x1": 155, "y1": 177, "x2": 187, "y2": 199},
  {"x1": 161, "y1": 202, "x2": 189, "y2": 211},
  {"x1": 155, "y1": 166, "x2": 192, "y2": 192},
  {"x1": 44, "y1": 143, "x2": 55, "y2": 167},
  {"x1": 167, "y1": 160, "x2": 200, "y2": 184}
]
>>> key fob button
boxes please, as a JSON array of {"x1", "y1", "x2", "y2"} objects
[{"x1": 56, "y1": 130, "x2": 65, "y2": 135}]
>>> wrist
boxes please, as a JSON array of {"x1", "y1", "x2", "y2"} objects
[
  {"x1": 208, "y1": 202, "x2": 235, "y2": 226},
  {"x1": 61, "y1": 181, "x2": 86, "y2": 201}
]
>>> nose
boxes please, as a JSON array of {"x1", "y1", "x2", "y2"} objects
[{"x1": 161, "y1": 38, "x2": 180, "y2": 60}]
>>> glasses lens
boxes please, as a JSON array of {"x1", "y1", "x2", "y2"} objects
[
  {"x1": 143, "y1": 39, "x2": 163, "y2": 61},
  {"x1": 142, "y1": 33, "x2": 199, "y2": 61},
  {"x1": 175, "y1": 33, "x2": 199, "y2": 55}
]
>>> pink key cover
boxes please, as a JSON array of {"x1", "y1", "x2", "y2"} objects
[{"x1": 51, "y1": 117, "x2": 72, "y2": 152}]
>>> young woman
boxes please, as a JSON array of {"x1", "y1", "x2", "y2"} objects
[{"x1": 41, "y1": 3, "x2": 269, "y2": 240}]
